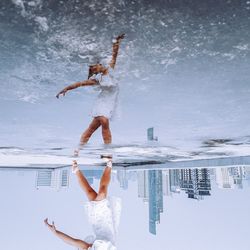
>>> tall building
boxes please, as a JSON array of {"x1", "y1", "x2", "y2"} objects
[
  {"x1": 169, "y1": 169, "x2": 181, "y2": 193},
  {"x1": 162, "y1": 170, "x2": 171, "y2": 196},
  {"x1": 147, "y1": 127, "x2": 158, "y2": 141},
  {"x1": 36, "y1": 170, "x2": 53, "y2": 188},
  {"x1": 180, "y1": 168, "x2": 211, "y2": 200},
  {"x1": 36, "y1": 168, "x2": 69, "y2": 190},
  {"x1": 116, "y1": 169, "x2": 129, "y2": 190},
  {"x1": 137, "y1": 170, "x2": 149, "y2": 202},
  {"x1": 60, "y1": 169, "x2": 69, "y2": 188},
  {"x1": 244, "y1": 167, "x2": 250, "y2": 186},
  {"x1": 148, "y1": 170, "x2": 163, "y2": 235},
  {"x1": 228, "y1": 166, "x2": 244, "y2": 189},
  {"x1": 216, "y1": 168, "x2": 234, "y2": 189}
]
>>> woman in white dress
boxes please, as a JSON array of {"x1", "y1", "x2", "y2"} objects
[
  {"x1": 56, "y1": 34, "x2": 125, "y2": 148},
  {"x1": 44, "y1": 158, "x2": 121, "y2": 250}
]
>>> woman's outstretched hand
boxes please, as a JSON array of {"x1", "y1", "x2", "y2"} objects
[
  {"x1": 115, "y1": 33, "x2": 125, "y2": 43},
  {"x1": 56, "y1": 89, "x2": 67, "y2": 98},
  {"x1": 44, "y1": 218, "x2": 57, "y2": 233}
]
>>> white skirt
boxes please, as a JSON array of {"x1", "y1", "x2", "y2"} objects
[
  {"x1": 91, "y1": 86, "x2": 119, "y2": 120},
  {"x1": 84, "y1": 197, "x2": 122, "y2": 246},
  {"x1": 88, "y1": 240, "x2": 117, "y2": 250}
]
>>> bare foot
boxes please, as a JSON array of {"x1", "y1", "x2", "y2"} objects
[
  {"x1": 72, "y1": 160, "x2": 80, "y2": 173},
  {"x1": 73, "y1": 143, "x2": 85, "y2": 157},
  {"x1": 101, "y1": 155, "x2": 113, "y2": 168}
]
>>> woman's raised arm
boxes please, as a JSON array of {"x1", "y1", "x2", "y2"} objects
[
  {"x1": 56, "y1": 79, "x2": 98, "y2": 98},
  {"x1": 109, "y1": 33, "x2": 125, "y2": 69},
  {"x1": 44, "y1": 218, "x2": 91, "y2": 249}
]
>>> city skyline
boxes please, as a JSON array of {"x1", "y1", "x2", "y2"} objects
[{"x1": 8, "y1": 165, "x2": 250, "y2": 235}]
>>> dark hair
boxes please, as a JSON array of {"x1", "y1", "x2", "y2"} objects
[
  {"x1": 88, "y1": 63, "x2": 102, "y2": 79},
  {"x1": 88, "y1": 66, "x2": 95, "y2": 79}
]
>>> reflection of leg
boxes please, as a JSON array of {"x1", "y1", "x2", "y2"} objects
[
  {"x1": 72, "y1": 161, "x2": 97, "y2": 201},
  {"x1": 98, "y1": 116, "x2": 112, "y2": 144},
  {"x1": 80, "y1": 118, "x2": 101, "y2": 144},
  {"x1": 95, "y1": 166, "x2": 112, "y2": 201}
]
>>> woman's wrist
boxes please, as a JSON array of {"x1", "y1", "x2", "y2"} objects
[{"x1": 112, "y1": 38, "x2": 120, "y2": 44}]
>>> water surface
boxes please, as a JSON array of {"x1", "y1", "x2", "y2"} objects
[{"x1": 1, "y1": 158, "x2": 250, "y2": 250}]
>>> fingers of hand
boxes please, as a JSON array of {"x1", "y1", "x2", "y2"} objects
[{"x1": 118, "y1": 33, "x2": 125, "y2": 39}]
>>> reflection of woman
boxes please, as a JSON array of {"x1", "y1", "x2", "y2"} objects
[
  {"x1": 44, "y1": 158, "x2": 121, "y2": 250},
  {"x1": 56, "y1": 34, "x2": 125, "y2": 149}
]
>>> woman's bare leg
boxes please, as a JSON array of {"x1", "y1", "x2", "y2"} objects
[
  {"x1": 74, "y1": 118, "x2": 101, "y2": 156},
  {"x1": 72, "y1": 161, "x2": 97, "y2": 201},
  {"x1": 98, "y1": 116, "x2": 112, "y2": 144},
  {"x1": 95, "y1": 165, "x2": 112, "y2": 201},
  {"x1": 80, "y1": 118, "x2": 101, "y2": 144}
]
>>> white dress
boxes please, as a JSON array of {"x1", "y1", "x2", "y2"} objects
[
  {"x1": 84, "y1": 197, "x2": 122, "y2": 250},
  {"x1": 91, "y1": 67, "x2": 119, "y2": 120}
]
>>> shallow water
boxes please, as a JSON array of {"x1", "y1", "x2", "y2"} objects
[
  {"x1": 1, "y1": 161, "x2": 250, "y2": 250},
  {"x1": 1, "y1": 139, "x2": 250, "y2": 168}
]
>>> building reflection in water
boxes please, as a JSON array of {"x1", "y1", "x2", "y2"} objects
[
  {"x1": 137, "y1": 168, "x2": 211, "y2": 234},
  {"x1": 34, "y1": 166, "x2": 250, "y2": 234},
  {"x1": 36, "y1": 169, "x2": 70, "y2": 190},
  {"x1": 135, "y1": 166, "x2": 249, "y2": 235},
  {"x1": 216, "y1": 166, "x2": 245, "y2": 189}
]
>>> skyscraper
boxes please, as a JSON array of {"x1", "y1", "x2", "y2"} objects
[
  {"x1": 116, "y1": 169, "x2": 129, "y2": 190},
  {"x1": 216, "y1": 168, "x2": 234, "y2": 189},
  {"x1": 61, "y1": 169, "x2": 69, "y2": 187},
  {"x1": 137, "y1": 170, "x2": 149, "y2": 202},
  {"x1": 36, "y1": 170, "x2": 53, "y2": 188},
  {"x1": 228, "y1": 166, "x2": 244, "y2": 189},
  {"x1": 169, "y1": 169, "x2": 181, "y2": 193},
  {"x1": 147, "y1": 127, "x2": 158, "y2": 141},
  {"x1": 36, "y1": 168, "x2": 69, "y2": 190},
  {"x1": 148, "y1": 170, "x2": 163, "y2": 235},
  {"x1": 244, "y1": 167, "x2": 250, "y2": 186},
  {"x1": 162, "y1": 170, "x2": 171, "y2": 196},
  {"x1": 180, "y1": 168, "x2": 211, "y2": 200}
]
